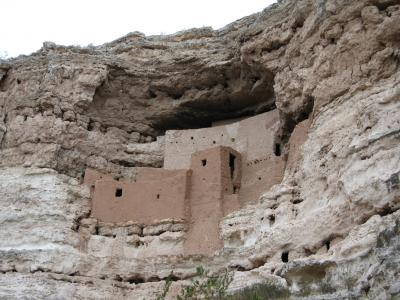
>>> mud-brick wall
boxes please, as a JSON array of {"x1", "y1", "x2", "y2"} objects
[
  {"x1": 164, "y1": 110, "x2": 285, "y2": 205},
  {"x1": 91, "y1": 169, "x2": 190, "y2": 223},
  {"x1": 184, "y1": 147, "x2": 233, "y2": 255}
]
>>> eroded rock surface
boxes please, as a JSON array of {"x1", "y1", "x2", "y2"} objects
[{"x1": 0, "y1": 0, "x2": 399, "y2": 298}]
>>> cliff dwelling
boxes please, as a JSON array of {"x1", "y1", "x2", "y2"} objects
[
  {"x1": 2, "y1": 0, "x2": 400, "y2": 298},
  {"x1": 84, "y1": 109, "x2": 289, "y2": 255}
]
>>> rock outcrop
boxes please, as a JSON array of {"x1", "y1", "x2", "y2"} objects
[{"x1": 0, "y1": 0, "x2": 399, "y2": 299}]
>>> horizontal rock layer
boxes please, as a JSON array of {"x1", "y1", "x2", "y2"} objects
[{"x1": 0, "y1": 0, "x2": 399, "y2": 298}]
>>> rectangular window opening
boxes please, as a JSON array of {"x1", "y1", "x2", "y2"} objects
[
  {"x1": 115, "y1": 188, "x2": 123, "y2": 197},
  {"x1": 281, "y1": 251, "x2": 289, "y2": 263},
  {"x1": 201, "y1": 159, "x2": 207, "y2": 166},
  {"x1": 229, "y1": 153, "x2": 236, "y2": 179}
]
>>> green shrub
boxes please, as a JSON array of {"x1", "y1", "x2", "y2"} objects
[
  {"x1": 156, "y1": 266, "x2": 234, "y2": 300},
  {"x1": 177, "y1": 266, "x2": 234, "y2": 300}
]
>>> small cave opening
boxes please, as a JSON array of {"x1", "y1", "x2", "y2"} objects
[
  {"x1": 127, "y1": 276, "x2": 145, "y2": 284},
  {"x1": 325, "y1": 240, "x2": 331, "y2": 251},
  {"x1": 201, "y1": 159, "x2": 207, "y2": 166},
  {"x1": 268, "y1": 214, "x2": 275, "y2": 226},
  {"x1": 281, "y1": 251, "x2": 289, "y2": 263},
  {"x1": 87, "y1": 121, "x2": 95, "y2": 131},
  {"x1": 274, "y1": 143, "x2": 281, "y2": 156},
  {"x1": 148, "y1": 89, "x2": 157, "y2": 99}
]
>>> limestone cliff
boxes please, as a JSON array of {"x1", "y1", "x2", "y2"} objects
[{"x1": 0, "y1": 0, "x2": 399, "y2": 299}]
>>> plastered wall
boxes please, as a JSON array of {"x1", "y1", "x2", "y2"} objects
[
  {"x1": 164, "y1": 110, "x2": 285, "y2": 205},
  {"x1": 86, "y1": 146, "x2": 243, "y2": 256},
  {"x1": 90, "y1": 168, "x2": 190, "y2": 223},
  {"x1": 184, "y1": 146, "x2": 242, "y2": 255}
]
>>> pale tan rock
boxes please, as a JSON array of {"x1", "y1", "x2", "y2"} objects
[{"x1": 0, "y1": 0, "x2": 399, "y2": 299}]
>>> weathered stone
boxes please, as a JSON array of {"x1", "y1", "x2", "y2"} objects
[{"x1": 0, "y1": 0, "x2": 399, "y2": 298}]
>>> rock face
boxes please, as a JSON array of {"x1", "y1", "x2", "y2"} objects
[{"x1": 0, "y1": 0, "x2": 399, "y2": 299}]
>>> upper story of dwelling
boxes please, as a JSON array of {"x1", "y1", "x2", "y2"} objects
[
  {"x1": 164, "y1": 109, "x2": 280, "y2": 170},
  {"x1": 164, "y1": 109, "x2": 285, "y2": 206}
]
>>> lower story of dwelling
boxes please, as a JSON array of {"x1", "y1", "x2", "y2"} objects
[{"x1": 78, "y1": 218, "x2": 187, "y2": 259}]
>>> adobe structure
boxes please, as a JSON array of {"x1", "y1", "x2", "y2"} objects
[{"x1": 84, "y1": 110, "x2": 286, "y2": 255}]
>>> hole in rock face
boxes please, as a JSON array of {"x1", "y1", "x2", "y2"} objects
[
  {"x1": 148, "y1": 89, "x2": 157, "y2": 99},
  {"x1": 281, "y1": 251, "x2": 289, "y2": 263},
  {"x1": 274, "y1": 143, "x2": 281, "y2": 156},
  {"x1": 115, "y1": 188, "x2": 123, "y2": 197},
  {"x1": 17, "y1": 79, "x2": 21, "y2": 84},
  {"x1": 156, "y1": 194, "x2": 160, "y2": 199},
  {"x1": 268, "y1": 214, "x2": 275, "y2": 226},
  {"x1": 201, "y1": 159, "x2": 207, "y2": 166},
  {"x1": 127, "y1": 277, "x2": 145, "y2": 284},
  {"x1": 87, "y1": 121, "x2": 95, "y2": 131},
  {"x1": 325, "y1": 240, "x2": 331, "y2": 251}
]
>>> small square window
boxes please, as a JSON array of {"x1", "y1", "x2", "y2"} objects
[
  {"x1": 201, "y1": 159, "x2": 207, "y2": 166},
  {"x1": 115, "y1": 188, "x2": 123, "y2": 197}
]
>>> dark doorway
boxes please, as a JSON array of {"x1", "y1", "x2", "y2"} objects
[{"x1": 229, "y1": 153, "x2": 236, "y2": 179}]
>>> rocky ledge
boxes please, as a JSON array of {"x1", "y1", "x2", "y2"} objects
[{"x1": 0, "y1": 0, "x2": 399, "y2": 299}]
